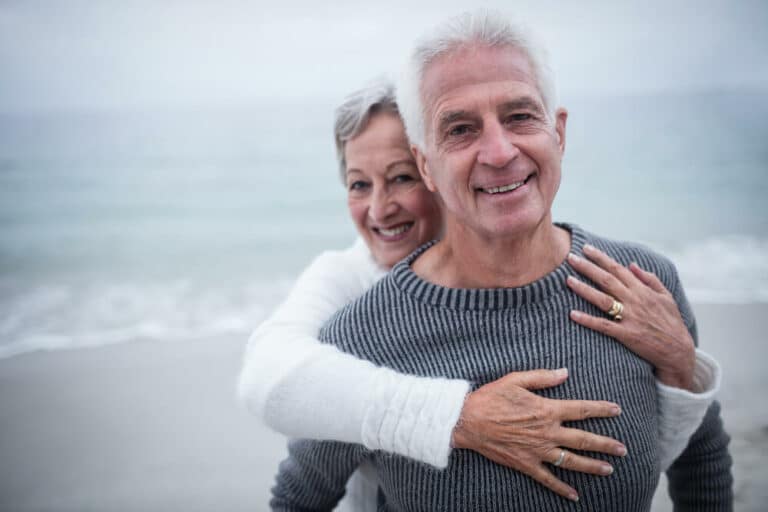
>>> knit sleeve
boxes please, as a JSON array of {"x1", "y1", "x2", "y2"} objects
[
  {"x1": 238, "y1": 242, "x2": 470, "y2": 468},
  {"x1": 270, "y1": 439, "x2": 369, "y2": 511},
  {"x1": 656, "y1": 349, "x2": 721, "y2": 471},
  {"x1": 664, "y1": 266, "x2": 733, "y2": 510}
]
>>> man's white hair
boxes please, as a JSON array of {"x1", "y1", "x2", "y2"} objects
[{"x1": 396, "y1": 10, "x2": 557, "y2": 150}]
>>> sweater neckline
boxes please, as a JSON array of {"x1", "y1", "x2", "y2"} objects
[{"x1": 391, "y1": 223, "x2": 588, "y2": 310}]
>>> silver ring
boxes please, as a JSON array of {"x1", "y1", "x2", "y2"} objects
[{"x1": 553, "y1": 449, "x2": 566, "y2": 467}]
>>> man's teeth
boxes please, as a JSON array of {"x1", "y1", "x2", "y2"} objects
[
  {"x1": 378, "y1": 224, "x2": 411, "y2": 236},
  {"x1": 484, "y1": 181, "x2": 525, "y2": 194}
]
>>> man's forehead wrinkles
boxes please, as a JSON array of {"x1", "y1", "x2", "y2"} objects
[
  {"x1": 438, "y1": 110, "x2": 475, "y2": 125},
  {"x1": 432, "y1": 92, "x2": 543, "y2": 124}
]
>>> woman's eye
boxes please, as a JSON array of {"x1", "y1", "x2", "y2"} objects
[
  {"x1": 348, "y1": 181, "x2": 369, "y2": 191},
  {"x1": 393, "y1": 174, "x2": 415, "y2": 184}
]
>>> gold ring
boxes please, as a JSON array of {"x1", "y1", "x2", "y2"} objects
[{"x1": 607, "y1": 299, "x2": 624, "y2": 322}]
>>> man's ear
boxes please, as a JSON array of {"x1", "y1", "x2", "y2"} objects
[
  {"x1": 554, "y1": 107, "x2": 568, "y2": 155},
  {"x1": 411, "y1": 144, "x2": 436, "y2": 192}
]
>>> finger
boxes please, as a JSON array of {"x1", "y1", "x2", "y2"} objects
[
  {"x1": 566, "y1": 275, "x2": 615, "y2": 313},
  {"x1": 527, "y1": 464, "x2": 580, "y2": 502},
  {"x1": 553, "y1": 397, "x2": 622, "y2": 422},
  {"x1": 546, "y1": 448, "x2": 616, "y2": 477},
  {"x1": 501, "y1": 368, "x2": 569, "y2": 391},
  {"x1": 570, "y1": 310, "x2": 624, "y2": 340},
  {"x1": 567, "y1": 252, "x2": 627, "y2": 299},
  {"x1": 556, "y1": 427, "x2": 627, "y2": 458},
  {"x1": 629, "y1": 262, "x2": 667, "y2": 294},
  {"x1": 582, "y1": 244, "x2": 637, "y2": 288}
]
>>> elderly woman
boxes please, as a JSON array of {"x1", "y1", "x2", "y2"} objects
[{"x1": 240, "y1": 76, "x2": 721, "y2": 509}]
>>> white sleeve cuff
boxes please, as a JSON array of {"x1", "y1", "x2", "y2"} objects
[
  {"x1": 361, "y1": 369, "x2": 470, "y2": 469},
  {"x1": 259, "y1": 346, "x2": 471, "y2": 469},
  {"x1": 656, "y1": 348, "x2": 721, "y2": 471}
]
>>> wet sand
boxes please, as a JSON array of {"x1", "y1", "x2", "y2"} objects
[{"x1": 0, "y1": 303, "x2": 765, "y2": 511}]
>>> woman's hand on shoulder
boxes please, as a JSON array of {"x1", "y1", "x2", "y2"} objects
[{"x1": 565, "y1": 244, "x2": 696, "y2": 391}]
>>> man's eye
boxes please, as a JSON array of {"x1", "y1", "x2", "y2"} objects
[
  {"x1": 447, "y1": 124, "x2": 473, "y2": 137},
  {"x1": 349, "y1": 181, "x2": 369, "y2": 191},
  {"x1": 507, "y1": 113, "x2": 533, "y2": 122}
]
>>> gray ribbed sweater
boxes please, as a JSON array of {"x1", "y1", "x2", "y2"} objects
[{"x1": 271, "y1": 224, "x2": 732, "y2": 511}]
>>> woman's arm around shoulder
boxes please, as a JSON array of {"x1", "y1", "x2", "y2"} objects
[{"x1": 237, "y1": 239, "x2": 470, "y2": 468}]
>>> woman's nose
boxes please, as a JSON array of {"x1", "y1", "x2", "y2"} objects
[{"x1": 368, "y1": 188, "x2": 399, "y2": 222}]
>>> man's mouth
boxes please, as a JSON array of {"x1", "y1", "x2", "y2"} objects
[
  {"x1": 477, "y1": 174, "x2": 535, "y2": 194},
  {"x1": 374, "y1": 222, "x2": 414, "y2": 238}
]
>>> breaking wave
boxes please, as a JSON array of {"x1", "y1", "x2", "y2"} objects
[{"x1": 1, "y1": 235, "x2": 765, "y2": 359}]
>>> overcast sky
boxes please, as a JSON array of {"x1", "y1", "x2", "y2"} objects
[{"x1": 1, "y1": 0, "x2": 766, "y2": 112}]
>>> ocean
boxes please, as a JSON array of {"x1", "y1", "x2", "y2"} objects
[{"x1": 1, "y1": 90, "x2": 766, "y2": 359}]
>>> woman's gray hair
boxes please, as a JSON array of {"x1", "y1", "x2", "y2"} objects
[
  {"x1": 396, "y1": 9, "x2": 558, "y2": 150},
  {"x1": 334, "y1": 77, "x2": 399, "y2": 184}
]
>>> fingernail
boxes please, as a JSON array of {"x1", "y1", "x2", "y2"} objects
[
  {"x1": 601, "y1": 465, "x2": 614, "y2": 475},
  {"x1": 555, "y1": 368, "x2": 568, "y2": 378},
  {"x1": 584, "y1": 244, "x2": 595, "y2": 252},
  {"x1": 615, "y1": 445, "x2": 627, "y2": 456},
  {"x1": 568, "y1": 252, "x2": 580, "y2": 262},
  {"x1": 569, "y1": 492, "x2": 580, "y2": 502},
  {"x1": 570, "y1": 310, "x2": 583, "y2": 320},
  {"x1": 611, "y1": 405, "x2": 621, "y2": 416}
]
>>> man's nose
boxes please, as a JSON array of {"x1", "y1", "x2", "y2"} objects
[
  {"x1": 477, "y1": 122, "x2": 519, "y2": 168},
  {"x1": 368, "y1": 188, "x2": 398, "y2": 222}
]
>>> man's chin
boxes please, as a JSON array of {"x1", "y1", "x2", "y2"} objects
[{"x1": 470, "y1": 213, "x2": 545, "y2": 239}]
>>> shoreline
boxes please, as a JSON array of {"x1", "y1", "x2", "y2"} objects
[{"x1": 0, "y1": 303, "x2": 765, "y2": 511}]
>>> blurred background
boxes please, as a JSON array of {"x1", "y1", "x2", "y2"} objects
[
  {"x1": 1, "y1": 0, "x2": 766, "y2": 358},
  {"x1": 0, "y1": 0, "x2": 766, "y2": 510}
]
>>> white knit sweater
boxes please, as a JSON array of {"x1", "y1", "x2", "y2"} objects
[{"x1": 238, "y1": 238, "x2": 720, "y2": 509}]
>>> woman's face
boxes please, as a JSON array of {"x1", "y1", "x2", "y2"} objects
[{"x1": 344, "y1": 112, "x2": 442, "y2": 269}]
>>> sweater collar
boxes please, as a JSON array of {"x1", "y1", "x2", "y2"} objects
[{"x1": 391, "y1": 223, "x2": 588, "y2": 310}]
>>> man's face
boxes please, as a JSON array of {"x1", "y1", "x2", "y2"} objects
[{"x1": 414, "y1": 44, "x2": 567, "y2": 240}]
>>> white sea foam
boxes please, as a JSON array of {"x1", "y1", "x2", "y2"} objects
[
  {"x1": 0, "y1": 278, "x2": 294, "y2": 359},
  {"x1": 0, "y1": 235, "x2": 766, "y2": 360},
  {"x1": 665, "y1": 235, "x2": 768, "y2": 304}
]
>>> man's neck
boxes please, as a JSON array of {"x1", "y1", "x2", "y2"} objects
[{"x1": 412, "y1": 218, "x2": 571, "y2": 289}]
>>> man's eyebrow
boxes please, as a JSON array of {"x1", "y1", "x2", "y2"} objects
[
  {"x1": 436, "y1": 110, "x2": 476, "y2": 131},
  {"x1": 439, "y1": 110, "x2": 471, "y2": 123},
  {"x1": 499, "y1": 97, "x2": 545, "y2": 115}
]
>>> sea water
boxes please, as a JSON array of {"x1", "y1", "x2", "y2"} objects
[{"x1": 0, "y1": 91, "x2": 766, "y2": 358}]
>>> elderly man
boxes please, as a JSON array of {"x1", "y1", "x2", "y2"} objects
[{"x1": 271, "y1": 11, "x2": 732, "y2": 511}]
